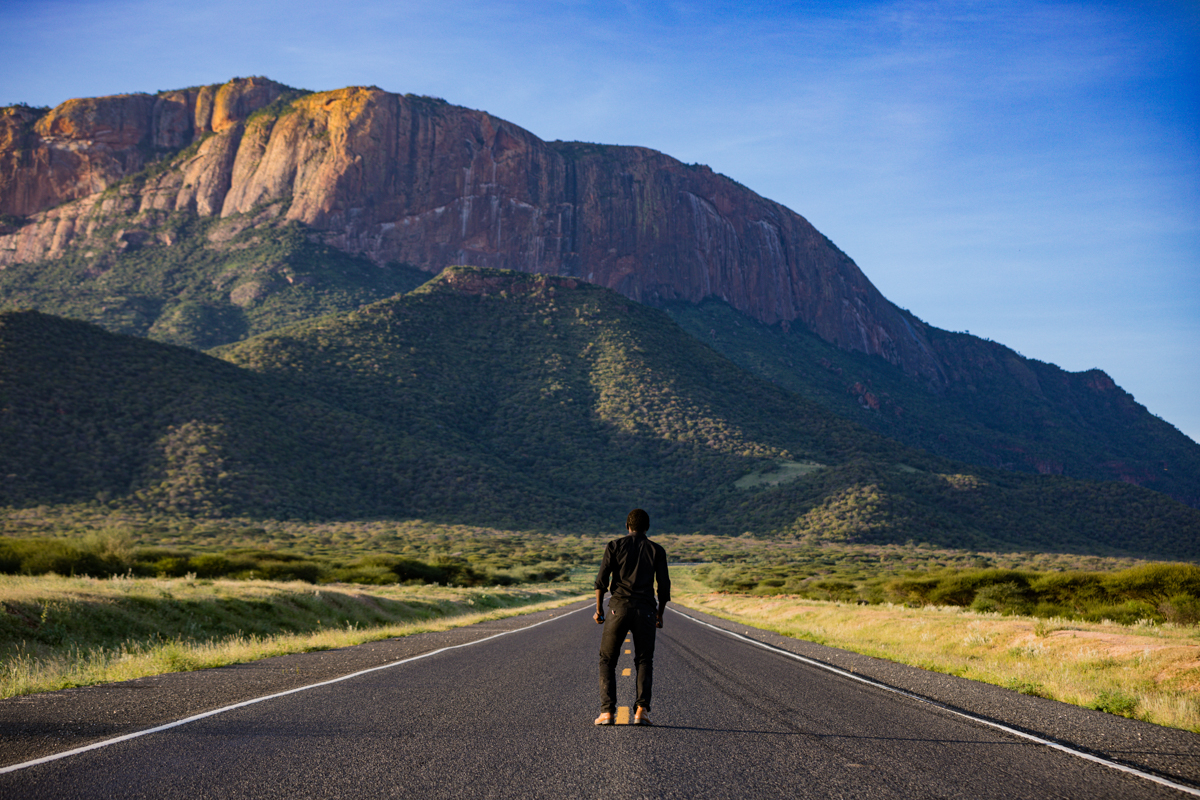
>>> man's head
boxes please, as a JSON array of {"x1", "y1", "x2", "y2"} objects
[{"x1": 626, "y1": 508, "x2": 650, "y2": 535}]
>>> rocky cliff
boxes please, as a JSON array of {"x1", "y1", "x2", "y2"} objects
[
  {"x1": 0, "y1": 78, "x2": 944, "y2": 385},
  {"x1": 3, "y1": 78, "x2": 1197, "y2": 508}
]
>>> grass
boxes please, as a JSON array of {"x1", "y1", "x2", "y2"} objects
[
  {"x1": 734, "y1": 460, "x2": 825, "y2": 489},
  {"x1": 0, "y1": 507, "x2": 1167, "y2": 581},
  {"x1": 0, "y1": 572, "x2": 585, "y2": 698},
  {"x1": 674, "y1": 574, "x2": 1200, "y2": 733}
]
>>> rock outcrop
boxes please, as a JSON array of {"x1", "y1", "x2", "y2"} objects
[
  {"x1": 0, "y1": 80, "x2": 945, "y2": 385},
  {"x1": 4, "y1": 78, "x2": 1198, "y2": 509}
]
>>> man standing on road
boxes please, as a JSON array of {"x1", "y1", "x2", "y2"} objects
[{"x1": 593, "y1": 508, "x2": 671, "y2": 726}]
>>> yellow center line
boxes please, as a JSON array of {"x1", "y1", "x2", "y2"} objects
[
  {"x1": 616, "y1": 706, "x2": 630, "y2": 725},
  {"x1": 622, "y1": 668, "x2": 631, "y2": 676},
  {"x1": 625, "y1": 649, "x2": 631, "y2": 654}
]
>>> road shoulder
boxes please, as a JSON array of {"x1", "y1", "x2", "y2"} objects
[
  {"x1": 673, "y1": 603, "x2": 1200, "y2": 789},
  {"x1": 0, "y1": 601, "x2": 592, "y2": 769}
]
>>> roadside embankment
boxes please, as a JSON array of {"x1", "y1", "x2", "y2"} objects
[{"x1": 1, "y1": 573, "x2": 584, "y2": 698}]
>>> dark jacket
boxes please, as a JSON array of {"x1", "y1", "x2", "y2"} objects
[{"x1": 594, "y1": 532, "x2": 670, "y2": 611}]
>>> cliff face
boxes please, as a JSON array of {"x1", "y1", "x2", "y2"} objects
[
  {"x1": 0, "y1": 80, "x2": 944, "y2": 385},
  {"x1": 3, "y1": 79, "x2": 1198, "y2": 508},
  {"x1": 0, "y1": 78, "x2": 287, "y2": 219}
]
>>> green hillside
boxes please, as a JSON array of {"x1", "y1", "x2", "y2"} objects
[
  {"x1": 0, "y1": 207, "x2": 429, "y2": 350},
  {"x1": 0, "y1": 309, "x2": 416, "y2": 518},
  {"x1": 667, "y1": 300, "x2": 1200, "y2": 507},
  {"x1": 2, "y1": 267, "x2": 1198, "y2": 557}
]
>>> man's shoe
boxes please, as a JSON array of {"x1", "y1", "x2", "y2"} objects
[
  {"x1": 594, "y1": 712, "x2": 615, "y2": 726},
  {"x1": 634, "y1": 707, "x2": 652, "y2": 726}
]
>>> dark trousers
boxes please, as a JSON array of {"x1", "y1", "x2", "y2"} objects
[{"x1": 598, "y1": 602, "x2": 657, "y2": 714}]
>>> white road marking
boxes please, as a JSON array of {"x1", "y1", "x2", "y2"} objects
[
  {"x1": 673, "y1": 608, "x2": 1200, "y2": 798},
  {"x1": 0, "y1": 606, "x2": 589, "y2": 776}
]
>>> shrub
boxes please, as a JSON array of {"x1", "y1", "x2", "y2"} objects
[
  {"x1": 1158, "y1": 595, "x2": 1200, "y2": 626},
  {"x1": 1081, "y1": 600, "x2": 1157, "y2": 626},
  {"x1": 1103, "y1": 564, "x2": 1200, "y2": 601},
  {"x1": 254, "y1": 559, "x2": 322, "y2": 583},
  {"x1": 1029, "y1": 571, "x2": 1105, "y2": 607},
  {"x1": 152, "y1": 556, "x2": 191, "y2": 577},
  {"x1": 1090, "y1": 690, "x2": 1138, "y2": 717},
  {"x1": 969, "y1": 582, "x2": 1032, "y2": 615},
  {"x1": 928, "y1": 569, "x2": 1032, "y2": 607},
  {"x1": 811, "y1": 580, "x2": 857, "y2": 602},
  {"x1": 883, "y1": 576, "x2": 941, "y2": 606},
  {"x1": 189, "y1": 553, "x2": 232, "y2": 578}
]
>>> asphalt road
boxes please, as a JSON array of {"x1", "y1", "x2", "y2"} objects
[{"x1": 1, "y1": 603, "x2": 1196, "y2": 799}]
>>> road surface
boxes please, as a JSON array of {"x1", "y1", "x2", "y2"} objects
[{"x1": 1, "y1": 603, "x2": 1196, "y2": 798}]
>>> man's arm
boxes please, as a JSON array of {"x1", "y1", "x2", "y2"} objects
[
  {"x1": 655, "y1": 544, "x2": 671, "y2": 628},
  {"x1": 593, "y1": 542, "x2": 612, "y2": 624}
]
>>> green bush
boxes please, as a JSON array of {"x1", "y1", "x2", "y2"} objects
[
  {"x1": 0, "y1": 537, "x2": 534, "y2": 588},
  {"x1": 1103, "y1": 563, "x2": 1200, "y2": 600},
  {"x1": 928, "y1": 569, "x2": 1033, "y2": 607},
  {"x1": 702, "y1": 558, "x2": 1200, "y2": 626},
  {"x1": 1082, "y1": 601, "x2": 1158, "y2": 626},
  {"x1": 970, "y1": 582, "x2": 1032, "y2": 615},
  {"x1": 152, "y1": 556, "x2": 191, "y2": 577},
  {"x1": 811, "y1": 580, "x2": 857, "y2": 602},
  {"x1": 0, "y1": 539, "x2": 125, "y2": 578},
  {"x1": 1090, "y1": 690, "x2": 1138, "y2": 717},
  {"x1": 190, "y1": 553, "x2": 232, "y2": 578},
  {"x1": 1029, "y1": 571, "x2": 1106, "y2": 607},
  {"x1": 1158, "y1": 595, "x2": 1200, "y2": 625}
]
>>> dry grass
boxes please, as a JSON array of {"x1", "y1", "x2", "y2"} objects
[
  {"x1": 1, "y1": 573, "x2": 585, "y2": 698},
  {"x1": 678, "y1": 591, "x2": 1200, "y2": 732}
]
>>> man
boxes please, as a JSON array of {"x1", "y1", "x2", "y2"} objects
[{"x1": 593, "y1": 508, "x2": 671, "y2": 726}]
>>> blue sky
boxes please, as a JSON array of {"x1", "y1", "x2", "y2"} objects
[{"x1": 3, "y1": 0, "x2": 1198, "y2": 442}]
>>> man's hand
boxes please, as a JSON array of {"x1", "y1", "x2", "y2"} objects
[
  {"x1": 594, "y1": 610, "x2": 605, "y2": 624},
  {"x1": 655, "y1": 613, "x2": 663, "y2": 629}
]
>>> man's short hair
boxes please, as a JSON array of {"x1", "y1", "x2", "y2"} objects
[{"x1": 626, "y1": 508, "x2": 650, "y2": 534}]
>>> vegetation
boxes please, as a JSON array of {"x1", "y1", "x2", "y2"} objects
[
  {"x1": 0, "y1": 573, "x2": 580, "y2": 698},
  {"x1": 2, "y1": 267, "x2": 1198, "y2": 555},
  {"x1": 666, "y1": 299, "x2": 1200, "y2": 507},
  {"x1": 244, "y1": 88, "x2": 313, "y2": 127},
  {"x1": 0, "y1": 534, "x2": 571, "y2": 587},
  {"x1": 0, "y1": 210, "x2": 429, "y2": 349},
  {"x1": 696, "y1": 560, "x2": 1200, "y2": 626},
  {"x1": 679, "y1": 588, "x2": 1200, "y2": 732}
]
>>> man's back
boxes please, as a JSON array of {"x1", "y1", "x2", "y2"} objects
[{"x1": 596, "y1": 532, "x2": 670, "y2": 610}]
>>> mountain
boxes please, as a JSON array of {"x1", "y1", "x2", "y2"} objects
[
  {"x1": 1, "y1": 79, "x2": 933, "y2": 382},
  {"x1": 666, "y1": 301, "x2": 1200, "y2": 507},
  {"x1": 1, "y1": 78, "x2": 1196, "y2": 505},
  {"x1": 2, "y1": 267, "x2": 1198, "y2": 559}
]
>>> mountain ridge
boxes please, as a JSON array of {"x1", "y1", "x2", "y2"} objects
[
  {"x1": 0, "y1": 77, "x2": 943, "y2": 384},
  {"x1": 3, "y1": 267, "x2": 1198, "y2": 559},
  {"x1": 1, "y1": 77, "x2": 1195, "y2": 506}
]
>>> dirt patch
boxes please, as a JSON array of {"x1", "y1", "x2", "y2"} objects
[{"x1": 1045, "y1": 628, "x2": 1195, "y2": 656}]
